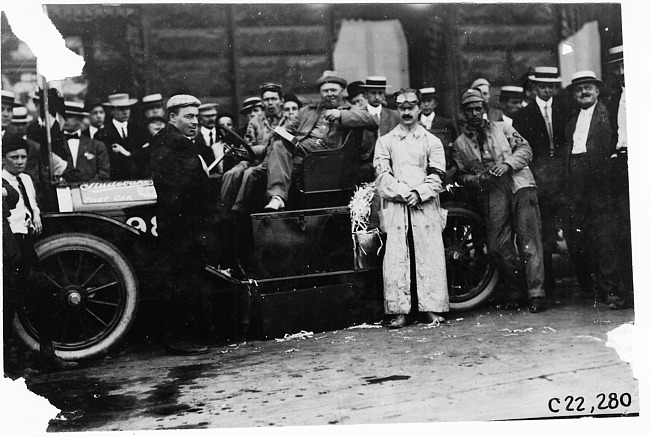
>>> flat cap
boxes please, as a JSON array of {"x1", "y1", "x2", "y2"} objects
[
  {"x1": 315, "y1": 70, "x2": 347, "y2": 89},
  {"x1": 471, "y1": 78, "x2": 490, "y2": 89},
  {"x1": 2, "y1": 133, "x2": 29, "y2": 156},
  {"x1": 461, "y1": 88, "x2": 485, "y2": 106},
  {"x1": 260, "y1": 82, "x2": 283, "y2": 95},
  {"x1": 166, "y1": 94, "x2": 201, "y2": 109}
]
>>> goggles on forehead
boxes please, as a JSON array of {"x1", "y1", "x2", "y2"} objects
[{"x1": 395, "y1": 93, "x2": 419, "y2": 107}]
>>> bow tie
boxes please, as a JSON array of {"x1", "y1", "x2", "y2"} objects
[{"x1": 65, "y1": 132, "x2": 80, "y2": 140}]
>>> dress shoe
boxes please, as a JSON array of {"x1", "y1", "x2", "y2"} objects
[
  {"x1": 165, "y1": 340, "x2": 208, "y2": 356},
  {"x1": 423, "y1": 312, "x2": 446, "y2": 324},
  {"x1": 264, "y1": 195, "x2": 285, "y2": 211},
  {"x1": 528, "y1": 297, "x2": 547, "y2": 313},
  {"x1": 388, "y1": 314, "x2": 407, "y2": 329}
]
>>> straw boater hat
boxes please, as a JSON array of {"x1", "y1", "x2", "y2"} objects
[
  {"x1": 11, "y1": 107, "x2": 33, "y2": 124},
  {"x1": 239, "y1": 97, "x2": 264, "y2": 114},
  {"x1": 1, "y1": 90, "x2": 20, "y2": 107},
  {"x1": 419, "y1": 87, "x2": 437, "y2": 99},
  {"x1": 500, "y1": 86, "x2": 525, "y2": 99},
  {"x1": 528, "y1": 66, "x2": 562, "y2": 83},
  {"x1": 361, "y1": 76, "x2": 391, "y2": 89},
  {"x1": 315, "y1": 70, "x2": 347, "y2": 89},
  {"x1": 607, "y1": 45, "x2": 624, "y2": 64},
  {"x1": 64, "y1": 101, "x2": 89, "y2": 118},
  {"x1": 569, "y1": 70, "x2": 602, "y2": 88},
  {"x1": 142, "y1": 93, "x2": 164, "y2": 107},
  {"x1": 104, "y1": 93, "x2": 138, "y2": 107}
]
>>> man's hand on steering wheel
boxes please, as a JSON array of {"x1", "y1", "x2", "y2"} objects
[{"x1": 218, "y1": 125, "x2": 256, "y2": 162}]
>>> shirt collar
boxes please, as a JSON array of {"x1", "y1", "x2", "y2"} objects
[
  {"x1": 395, "y1": 124, "x2": 424, "y2": 140},
  {"x1": 536, "y1": 96, "x2": 553, "y2": 109},
  {"x1": 201, "y1": 126, "x2": 215, "y2": 135},
  {"x1": 464, "y1": 119, "x2": 489, "y2": 138},
  {"x1": 2, "y1": 168, "x2": 18, "y2": 181},
  {"x1": 112, "y1": 119, "x2": 128, "y2": 129},
  {"x1": 367, "y1": 104, "x2": 382, "y2": 116},
  {"x1": 579, "y1": 102, "x2": 597, "y2": 116}
]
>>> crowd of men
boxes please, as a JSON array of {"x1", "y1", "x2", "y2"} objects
[{"x1": 2, "y1": 42, "x2": 632, "y2": 365}]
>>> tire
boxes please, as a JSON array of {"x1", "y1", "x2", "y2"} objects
[
  {"x1": 443, "y1": 207, "x2": 499, "y2": 311},
  {"x1": 13, "y1": 233, "x2": 139, "y2": 360}
]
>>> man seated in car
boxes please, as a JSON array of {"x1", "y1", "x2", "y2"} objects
[{"x1": 264, "y1": 71, "x2": 378, "y2": 211}]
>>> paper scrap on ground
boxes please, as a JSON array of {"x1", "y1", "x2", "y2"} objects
[
  {"x1": 347, "y1": 323, "x2": 382, "y2": 329},
  {"x1": 275, "y1": 330, "x2": 314, "y2": 342},
  {"x1": 606, "y1": 322, "x2": 637, "y2": 379}
]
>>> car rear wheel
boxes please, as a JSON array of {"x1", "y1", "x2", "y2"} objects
[
  {"x1": 13, "y1": 233, "x2": 138, "y2": 361},
  {"x1": 443, "y1": 207, "x2": 499, "y2": 311}
]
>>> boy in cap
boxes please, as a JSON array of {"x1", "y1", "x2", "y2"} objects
[
  {"x1": 282, "y1": 94, "x2": 302, "y2": 120},
  {"x1": 81, "y1": 101, "x2": 107, "y2": 141},
  {"x1": 346, "y1": 81, "x2": 367, "y2": 110},
  {"x1": 238, "y1": 97, "x2": 264, "y2": 137},
  {"x1": 498, "y1": 86, "x2": 525, "y2": 125},
  {"x1": 374, "y1": 88, "x2": 449, "y2": 328},
  {"x1": 453, "y1": 88, "x2": 547, "y2": 313},
  {"x1": 418, "y1": 87, "x2": 458, "y2": 140}
]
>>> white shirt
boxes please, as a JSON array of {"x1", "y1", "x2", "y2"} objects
[
  {"x1": 420, "y1": 112, "x2": 435, "y2": 130},
  {"x1": 367, "y1": 104, "x2": 382, "y2": 118},
  {"x1": 65, "y1": 129, "x2": 82, "y2": 168},
  {"x1": 536, "y1": 96, "x2": 553, "y2": 117},
  {"x1": 89, "y1": 125, "x2": 99, "y2": 139},
  {"x1": 200, "y1": 126, "x2": 224, "y2": 173},
  {"x1": 200, "y1": 126, "x2": 217, "y2": 147},
  {"x1": 572, "y1": 103, "x2": 597, "y2": 155},
  {"x1": 112, "y1": 119, "x2": 128, "y2": 138},
  {"x1": 616, "y1": 87, "x2": 627, "y2": 150},
  {"x1": 502, "y1": 114, "x2": 513, "y2": 126},
  {"x1": 2, "y1": 169, "x2": 40, "y2": 235}
]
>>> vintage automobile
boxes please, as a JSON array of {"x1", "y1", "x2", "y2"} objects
[{"x1": 11, "y1": 126, "x2": 499, "y2": 361}]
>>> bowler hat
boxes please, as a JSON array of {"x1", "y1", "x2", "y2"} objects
[
  {"x1": 65, "y1": 101, "x2": 89, "y2": 117},
  {"x1": 362, "y1": 76, "x2": 391, "y2": 89},
  {"x1": 607, "y1": 45, "x2": 624, "y2": 64},
  {"x1": 347, "y1": 81, "x2": 365, "y2": 99},
  {"x1": 315, "y1": 70, "x2": 347, "y2": 89},
  {"x1": 461, "y1": 88, "x2": 485, "y2": 106},
  {"x1": 104, "y1": 93, "x2": 138, "y2": 107},
  {"x1": 528, "y1": 66, "x2": 562, "y2": 83},
  {"x1": 569, "y1": 71, "x2": 602, "y2": 88},
  {"x1": 142, "y1": 93, "x2": 164, "y2": 106},
  {"x1": 12, "y1": 107, "x2": 33, "y2": 124},
  {"x1": 239, "y1": 97, "x2": 264, "y2": 114},
  {"x1": 1, "y1": 90, "x2": 19, "y2": 108},
  {"x1": 166, "y1": 94, "x2": 201, "y2": 110}
]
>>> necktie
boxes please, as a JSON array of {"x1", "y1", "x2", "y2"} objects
[
  {"x1": 543, "y1": 103, "x2": 555, "y2": 155},
  {"x1": 16, "y1": 175, "x2": 34, "y2": 219},
  {"x1": 209, "y1": 131, "x2": 214, "y2": 146},
  {"x1": 64, "y1": 132, "x2": 79, "y2": 140},
  {"x1": 121, "y1": 126, "x2": 127, "y2": 139}
]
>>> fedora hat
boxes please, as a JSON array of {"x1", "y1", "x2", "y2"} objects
[
  {"x1": 346, "y1": 81, "x2": 365, "y2": 99},
  {"x1": 362, "y1": 76, "x2": 391, "y2": 89},
  {"x1": 315, "y1": 70, "x2": 347, "y2": 89},
  {"x1": 11, "y1": 107, "x2": 33, "y2": 124},
  {"x1": 65, "y1": 101, "x2": 89, "y2": 117},
  {"x1": 528, "y1": 66, "x2": 562, "y2": 83},
  {"x1": 1, "y1": 90, "x2": 20, "y2": 107},
  {"x1": 570, "y1": 70, "x2": 602, "y2": 88},
  {"x1": 239, "y1": 97, "x2": 264, "y2": 114},
  {"x1": 607, "y1": 45, "x2": 624, "y2": 64},
  {"x1": 104, "y1": 93, "x2": 138, "y2": 107}
]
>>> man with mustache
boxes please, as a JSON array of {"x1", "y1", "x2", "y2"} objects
[
  {"x1": 374, "y1": 88, "x2": 449, "y2": 328},
  {"x1": 452, "y1": 88, "x2": 547, "y2": 313},
  {"x1": 564, "y1": 71, "x2": 628, "y2": 309},
  {"x1": 264, "y1": 71, "x2": 378, "y2": 210}
]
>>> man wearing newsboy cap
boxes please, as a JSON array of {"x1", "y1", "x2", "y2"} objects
[
  {"x1": 453, "y1": 88, "x2": 547, "y2": 313},
  {"x1": 564, "y1": 70, "x2": 629, "y2": 309},
  {"x1": 264, "y1": 70, "x2": 378, "y2": 210},
  {"x1": 149, "y1": 94, "x2": 225, "y2": 356}
]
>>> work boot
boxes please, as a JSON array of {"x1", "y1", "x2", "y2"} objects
[
  {"x1": 387, "y1": 314, "x2": 407, "y2": 329},
  {"x1": 422, "y1": 312, "x2": 446, "y2": 324},
  {"x1": 264, "y1": 195, "x2": 285, "y2": 211},
  {"x1": 528, "y1": 296, "x2": 547, "y2": 313},
  {"x1": 39, "y1": 343, "x2": 78, "y2": 371}
]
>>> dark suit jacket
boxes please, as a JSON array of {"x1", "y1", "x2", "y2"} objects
[
  {"x1": 193, "y1": 128, "x2": 220, "y2": 166},
  {"x1": 360, "y1": 107, "x2": 399, "y2": 164},
  {"x1": 60, "y1": 136, "x2": 110, "y2": 183},
  {"x1": 513, "y1": 98, "x2": 570, "y2": 198},
  {"x1": 103, "y1": 120, "x2": 145, "y2": 180},
  {"x1": 419, "y1": 113, "x2": 459, "y2": 142},
  {"x1": 564, "y1": 101, "x2": 613, "y2": 199},
  {"x1": 606, "y1": 86, "x2": 623, "y2": 147}
]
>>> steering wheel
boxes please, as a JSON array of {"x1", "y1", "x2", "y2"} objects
[{"x1": 218, "y1": 126, "x2": 256, "y2": 162}]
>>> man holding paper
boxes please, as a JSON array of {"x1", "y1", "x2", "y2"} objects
[{"x1": 264, "y1": 70, "x2": 378, "y2": 210}]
